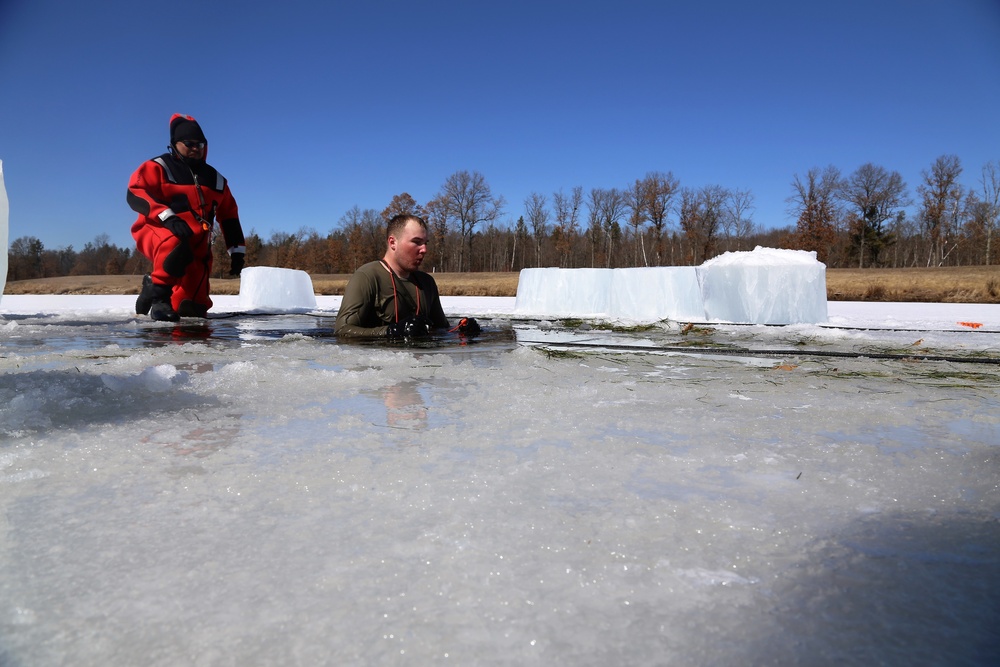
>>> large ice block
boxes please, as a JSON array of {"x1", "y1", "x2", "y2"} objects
[
  {"x1": 515, "y1": 266, "x2": 703, "y2": 320},
  {"x1": 514, "y1": 268, "x2": 613, "y2": 318},
  {"x1": 611, "y1": 267, "x2": 704, "y2": 321},
  {"x1": 699, "y1": 247, "x2": 827, "y2": 324},
  {"x1": 514, "y1": 247, "x2": 828, "y2": 324},
  {"x1": 237, "y1": 266, "x2": 317, "y2": 311},
  {"x1": 0, "y1": 160, "x2": 8, "y2": 304}
]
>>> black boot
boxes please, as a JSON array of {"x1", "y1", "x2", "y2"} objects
[
  {"x1": 145, "y1": 282, "x2": 178, "y2": 322},
  {"x1": 135, "y1": 274, "x2": 154, "y2": 315},
  {"x1": 177, "y1": 299, "x2": 208, "y2": 318},
  {"x1": 149, "y1": 299, "x2": 179, "y2": 322}
]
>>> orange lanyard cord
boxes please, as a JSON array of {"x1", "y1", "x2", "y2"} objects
[{"x1": 380, "y1": 261, "x2": 420, "y2": 323}]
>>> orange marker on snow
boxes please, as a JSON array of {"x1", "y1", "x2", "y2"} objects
[{"x1": 958, "y1": 322, "x2": 983, "y2": 329}]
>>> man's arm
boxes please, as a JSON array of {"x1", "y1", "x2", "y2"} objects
[
  {"x1": 335, "y1": 267, "x2": 390, "y2": 338},
  {"x1": 127, "y1": 161, "x2": 173, "y2": 222},
  {"x1": 216, "y1": 181, "x2": 245, "y2": 254},
  {"x1": 421, "y1": 274, "x2": 450, "y2": 330}
]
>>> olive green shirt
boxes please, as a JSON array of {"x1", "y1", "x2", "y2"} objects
[{"x1": 334, "y1": 260, "x2": 449, "y2": 338}]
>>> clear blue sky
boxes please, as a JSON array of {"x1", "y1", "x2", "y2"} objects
[{"x1": 1, "y1": 0, "x2": 998, "y2": 252}]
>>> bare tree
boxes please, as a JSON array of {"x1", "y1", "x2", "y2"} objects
[
  {"x1": 722, "y1": 188, "x2": 755, "y2": 252},
  {"x1": 588, "y1": 187, "x2": 625, "y2": 267},
  {"x1": 623, "y1": 179, "x2": 649, "y2": 265},
  {"x1": 787, "y1": 166, "x2": 842, "y2": 264},
  {"x1": 840, "y1": 163, "x2": 908, "y2": 268},
  {"x1": 423, "y1": 196, "x2": 449, "y2": 271},
  {"x1": 524, "y1": 192, "x2": 549, "y2": 267},
  {"x1": 381, "y1": 192, "x2": 426, "y2": 222},
  {"x1": 71, "y1": 234, "x2": 130, "y2": 275},
  {"x1": 679, "y1": 185, "x2": 727, "y2": 264},
  {"x1": 586, "y1": 190, "x2": 603, "y2": 267},
  {"x1": 552, "y1": 186, "x2": 582, "y2": 267},
  {"x1": 8, "y1": 236, "x2": 45, "y2": 280},
  {"x1": 435, "y1": 170, "x2": 505, "y2": 272},
  {"x1": 980, "y1": 160, "x2": 1000, "y2": 265},
  {"x1": 480, "y1": 222, "x2": 509, "y2": 272},
  {"x1": 338, "y1": 206, "x2": 383, "y2": 270},
  {"x1": 917, "y1": 155, "x2": 964, "y2": 266},
  {"x1": 643, "y1": 171, "x2": 679, "y2": 265}
]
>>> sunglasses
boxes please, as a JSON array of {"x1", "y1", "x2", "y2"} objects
[{"x1": 180, "y1": 140, "x2": 205, "y2": 149}]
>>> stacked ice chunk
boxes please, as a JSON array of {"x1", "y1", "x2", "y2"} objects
[{"x1": 514, "y1": 247, "x2": 827, "y2": 324}]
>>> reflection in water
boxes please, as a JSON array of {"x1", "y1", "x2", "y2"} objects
[
  {"x1": 382, "y1": 381, "x2": 428, "y2": 430},
  {"x1": 141, "y1": 419, "x2": 242, "y2": 458},
  {"x1": 168, "y1": 324, "x2": 214, "y2": 341}
]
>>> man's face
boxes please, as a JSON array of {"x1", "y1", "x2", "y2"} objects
[
  {"x1": 174, "y1": 140, "x2": 206, "y2": 160},
  {"x1": 389, "y1": 220, "x2": 428, "y2": 274}
]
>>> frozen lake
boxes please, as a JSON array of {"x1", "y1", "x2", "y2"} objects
[{"x1": 1, "y1": 295, "x2": 999, "y2": 666}]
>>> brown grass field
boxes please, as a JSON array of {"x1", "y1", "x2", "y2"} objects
[{"x1": 5, "y1": 266, "x2": 1000, "y2": 303}]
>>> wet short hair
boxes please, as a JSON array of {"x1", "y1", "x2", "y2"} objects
[{"x1": 386, "y1": 214, "x2": 428, "y2": 241}]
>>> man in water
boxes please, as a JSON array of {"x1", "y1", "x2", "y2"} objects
[
  {"x1": 335, "y1": 213, "x2": 478, "y2": 339},
  {"x1": 128, "y1": 114, "x2": 246, "y2": 321}
]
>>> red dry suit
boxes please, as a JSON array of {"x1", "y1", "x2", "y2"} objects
[{"x1": 127, "y1": 126, "x2": 244, "y2": 313}]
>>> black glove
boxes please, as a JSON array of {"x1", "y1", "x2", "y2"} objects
[
  {"x1": 386, "y1": 317, "x2": 430, "y2": 339},
  {"x1": 457, "y1": 317, "x2": 481, "y2": 336},
  {"x1": 229, "y1": 252, "x2": 245, "y2": 277},
  {"x1": 162, "y1": 215, "x2": 193, "y2": 239}
]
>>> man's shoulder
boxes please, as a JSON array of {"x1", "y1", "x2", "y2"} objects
[
  {"x1": 192, "y1": 159, "x2": 223, "y2": 182},
  {"x1": 143, "y1": 154, "x2": 224, "y2": 180},
  {"x1": 355, "y1": 260, "x2": 385, "y2": 274},
  {"x1": 134, "y1": 153, "x2": 170, "y2": 170},
  {"x1": 148, "y1": 152, "x2": 174, "y2": 165},
  {"x1": 348, "y1": 261, "x2": 389, "y2": 284},
  {"x1": 138, "y1": 152, "x2": 180, "y2": 174},
  {"x1": 412, "y1": 270, "x2": 439, "y2": 289},
  {"x1": 413, "y1": 271, "x2": 437, "y2": 284}
]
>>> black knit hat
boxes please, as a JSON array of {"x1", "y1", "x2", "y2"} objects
[{"x1": 170, "y1": 114, "x2": 206, "y2": 145}]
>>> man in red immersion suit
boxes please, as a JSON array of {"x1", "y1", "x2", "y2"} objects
[{"x1": 128, "y1": 114, "x2": 246, "y2": 321}]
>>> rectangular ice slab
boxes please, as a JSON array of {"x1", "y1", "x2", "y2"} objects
[
  {"x1": 514, "y1": 247, "x2": 828, "y2": 324},
  {"x1": 237, "y1": 266, "x2": 317, "y2": 311},
  {"x1": 515, "y1": 267, "x2": 703, "y2": 321},
  {"x1": 700, "y1": 247, "x2": 827, "y2": 324}
]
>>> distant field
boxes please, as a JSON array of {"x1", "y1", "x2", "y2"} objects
[
  {"x1": 824, "y1": 266, "x2": 1000, "y2": 303},
  {"x1": 4, "y1": 266, "x2": 1000, "y2": 303}
]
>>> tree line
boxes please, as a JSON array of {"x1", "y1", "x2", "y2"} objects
[{"x1": 7, "y1": 154, "x2": 999, "y2": 282}]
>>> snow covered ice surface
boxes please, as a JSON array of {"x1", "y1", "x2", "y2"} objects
[{"x1": 1, "y1": 295, "x2": 999, "y2": 666}]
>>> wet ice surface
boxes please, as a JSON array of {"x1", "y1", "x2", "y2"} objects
[{"x1": 1, "y1": 298, "x2": 999, "y2": 666}]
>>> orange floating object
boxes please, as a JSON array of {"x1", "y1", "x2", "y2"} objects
[{"x1": 958, "y1": 321, "x2": 983, "y2": 329}]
